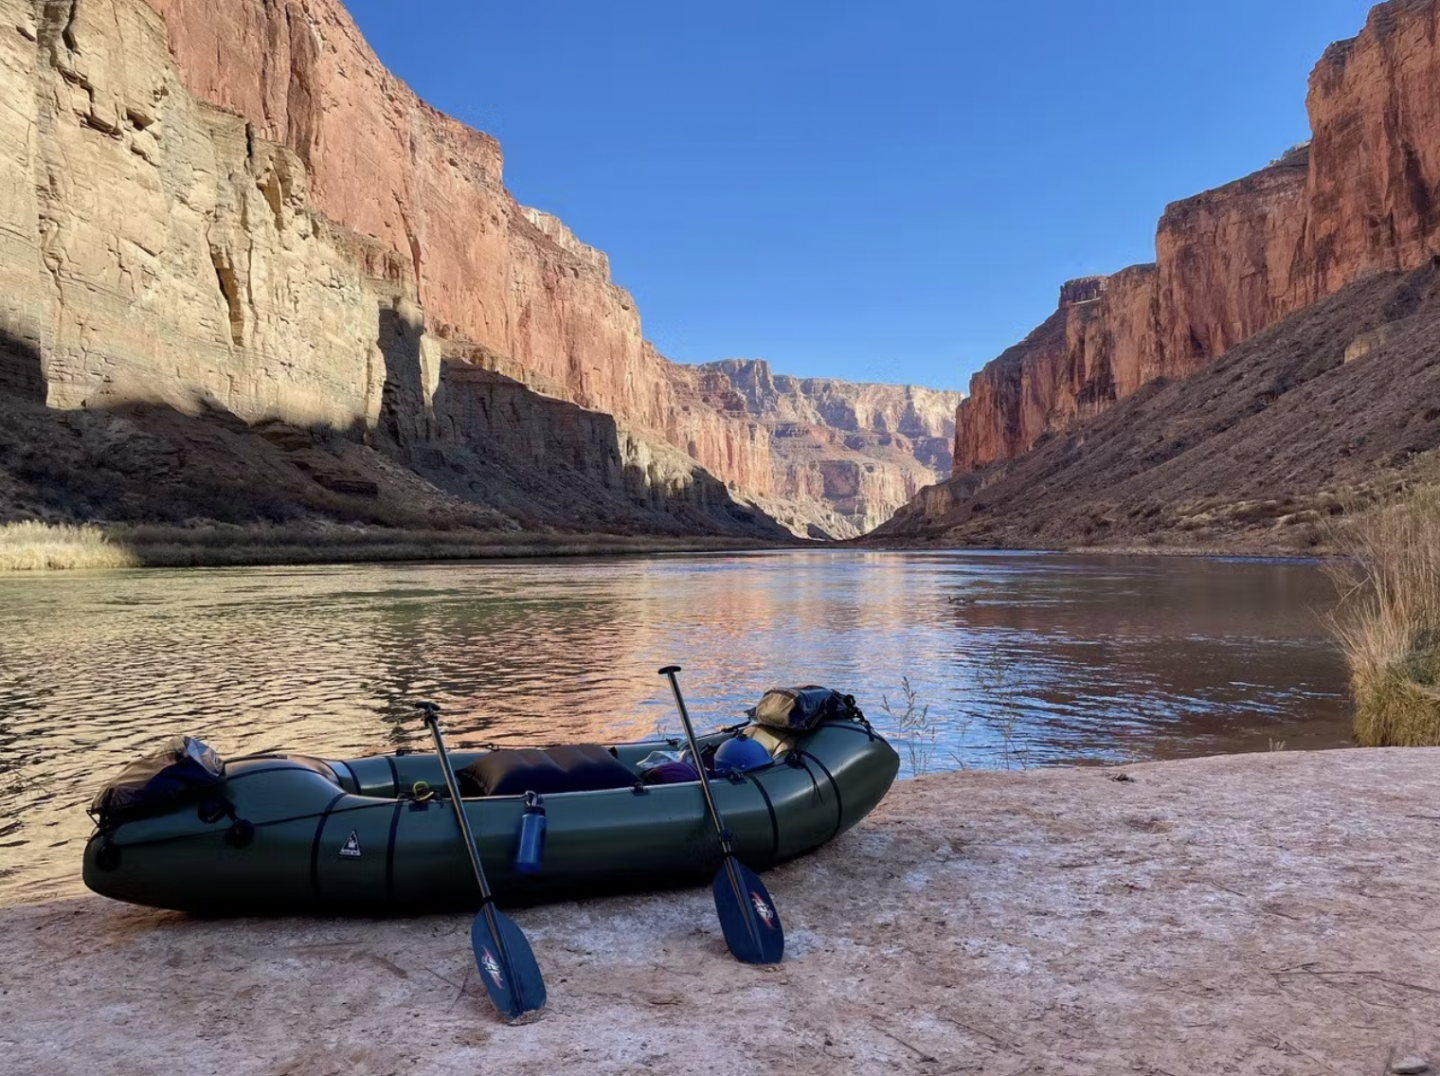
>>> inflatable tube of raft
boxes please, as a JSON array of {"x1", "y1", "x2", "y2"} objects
[{"x1": 82, "y1": 716, "x2": 900, "y2": 913}]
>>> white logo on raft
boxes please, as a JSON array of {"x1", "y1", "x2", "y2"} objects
[{"x1": 339, "y1": 831, "x2": 361, "y2": 858}]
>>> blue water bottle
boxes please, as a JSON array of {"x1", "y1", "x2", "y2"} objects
[{"x1": 514, "y1": 791, "x2": 546, "y2": 875}]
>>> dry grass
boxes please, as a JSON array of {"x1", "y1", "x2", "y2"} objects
[
  {"x1": 0, "y1": 521, "x2": 772, "y2": 571},
  {"x1": 0, "y1": 521, "x2": 140, "y2": 571},
  {"x1": 1329, "y1": 484, "x2": 1440, "y2": 746}
]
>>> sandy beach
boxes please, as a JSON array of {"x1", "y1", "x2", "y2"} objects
[{"x1": 4, "y1": 748, "x2": 1437, "y2": 1075}]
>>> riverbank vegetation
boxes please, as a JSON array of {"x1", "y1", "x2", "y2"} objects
[
  {"x1": 0, "y1": 520, "x2": 771, "y2": 571},
  {"x1": 1330, "y1": 482, "x2": 1440, "y2": 746},
  {"x1": 0, "y1": 522, "x2": 139, "y2": 571}
]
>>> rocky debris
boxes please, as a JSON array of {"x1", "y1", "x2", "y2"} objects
[
  {"x1": 3, "y1": 748, "x2": 1438, "y2": 1075},
  {"x1": 1393, "y1": 1057, "x2": 1431, "y2": 1075},
  {"x1": 950, "y1": 0, "x2": 1440, "y2": 476},
  {"x1": 0, "y1": 389, "x2": 787, "y2": 541}
]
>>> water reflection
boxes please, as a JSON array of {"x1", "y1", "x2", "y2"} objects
[{"x1": 0, "y1": 551, "x2": 1350, "y2": 905}]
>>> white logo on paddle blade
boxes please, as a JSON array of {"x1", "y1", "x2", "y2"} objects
[
  {"x1": 750, "y1": 891, "x2": 775, "y2": 929},
  {"x1": 339, "y1": 831, "x2": 361, "y2": 858},
  {"x1": 480, "y1": 947, "x2": 504, "y2": 989}
]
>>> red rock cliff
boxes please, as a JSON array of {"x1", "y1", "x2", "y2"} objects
[
  {"x1": 954, "y1": 0, "x2": 1440, "y2": 474},
  {"x1": 1302, "y1": 0, "x2": 1440, "y2": 299},
  {"x1": 955, "y1": 146, "x2": 1310, "y2": 472},
  {"x1": 137, "y1": 0, "x2": 774, "y2": 495}
]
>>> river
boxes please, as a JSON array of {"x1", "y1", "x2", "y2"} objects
[{"x1": 0, "y1": 550, "x2": 1351, "y2": 905}]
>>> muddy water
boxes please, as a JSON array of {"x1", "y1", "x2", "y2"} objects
[{"x1": 0, "y1": 551, "x2": 1350, "y2": 905}]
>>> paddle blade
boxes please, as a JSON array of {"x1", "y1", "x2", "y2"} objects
[
  {"x1": 471, "y1": 907, "x2": 547, "y2": 1021},
  {"x1": 712, "y1": 856, "x2": 784, "y2": 965}
]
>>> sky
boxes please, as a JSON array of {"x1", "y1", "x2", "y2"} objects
[{"x1": 342, "y1": 0, "x2": 1378, "y2": 391}]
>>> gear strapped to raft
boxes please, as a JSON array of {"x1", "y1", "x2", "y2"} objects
[
  {"x1": 747, "y1": 686, "x2": 864, "y2": 732},
  {"x1": 88, "y1": 736, "x2": 227, "y2": 830},
  {"x1": 80, "y1": 684, "x2": 899, "y2": 913}
]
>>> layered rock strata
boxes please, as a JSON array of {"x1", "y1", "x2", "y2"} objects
[
  {"x1": 0, "y1": 0, "x2": 950, "y2": 538},
  {"x1": 133, "y1": 0, "x2": 787, "y2": 498},
  {"x1": 953, "y1": 0, "x2": 1440, "y2": 475},
  {"x1": 0, "y1": 0, "x2": 786, "y2": 535},
  {"x1": 954, "y1": 146, "x2": 1312, "y2": 472},
  {"x1": 1, "y1": 0, "x2": 385, "y2": 427},
  {"x1": 688, "y1": 360, "x2": 961, "y2": 537}
]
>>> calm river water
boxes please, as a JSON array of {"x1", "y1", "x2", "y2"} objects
[{"x1": 0, "y1": 550, "x2": 1350, "y2": 905}]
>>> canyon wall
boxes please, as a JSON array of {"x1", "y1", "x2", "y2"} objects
[
  {"x1": 952, "y1": 0, "x2": 1440, "y2": 476},
  {"x1": 954, "y1": 146, "x2": 1311, "y2": 472},
  {"x1": 0, "y1": 0, "x2": 784, "y2": 537},
  {"x1": 133, "y1": 0, "x2": 785, "y2": 497},
  {"x1": 1303, "y1": 0, "x2": 1440, "y2": 300},
  {"x1": 1, "y1": 0, "x2": 388, "y2": 427},
  {"x1": 0, "y1": 0, "x2": 949, "y2": 538},
  {"x1": 690, "y1": 360, "x2": 961, "y2": 537}
]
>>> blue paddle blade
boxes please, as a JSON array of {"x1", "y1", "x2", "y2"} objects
[
  {"x1": 712, "y1": 856, "x2": 784, "y2": 965},
  {"x1": 471, "y1": 906, "x2": 547, "y2": 1021}
]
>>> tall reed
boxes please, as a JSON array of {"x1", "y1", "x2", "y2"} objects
[
  {"x1": 0, "y1": 521, "x2": 139, "y2": 571},
  {"x1": 1329, "y1": 485, "x2": 1440, "y2": 746}
]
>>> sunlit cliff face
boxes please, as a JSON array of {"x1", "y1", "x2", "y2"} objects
[
  {"x1": 952, "y1": 1, "x2": 1440, "y2": 478},
  {"x1": 0, "y1": 0, "x2": 955, "y2": 541}
]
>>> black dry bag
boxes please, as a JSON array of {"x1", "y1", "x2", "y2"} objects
[
  {"x1": 747, "y1": 686, "x2": 862, "y2": 732},
  {"x1": 88, "y1": 736, "x2": 226, "y2": 830}
]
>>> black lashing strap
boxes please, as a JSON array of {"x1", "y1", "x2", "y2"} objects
[
  {"x1": 106, "y1": 799, "x2": 390, "y2": 852},
  {"x1": 215, "y1": 764, "x2": 332, "y2": 786},
  {"x1": 385, "y1": 800, "x2": 403, "y2": 903},
  {"x1": 796, "y1": 750, "x2": 845, "y2": 842},
  {"x1": 819, "y1": 719, "x2": 878, "y2": 742},
  {"x1": 384, "y1": 756, "x2": 401, "y2": 797},
  {"x1": 744, "y1": 773, "x2": 781, "y2": 865},
  {"x1": 308, "y1": 792, "x2": 347, "y2": 896}
]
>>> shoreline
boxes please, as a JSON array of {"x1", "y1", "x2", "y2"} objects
[
  {"x1": 5, "y1": 748, "x2": 1435, "y2": 1074},
  {"x1": 856, "y1": 535, "x2": 1341, "y2": 560},
  {"x1": 0, "y1": 521, "x2": 1345, "y2": 572},
  {"x1": 0, "y1": 525, "x2": 793, "y2": 572}
]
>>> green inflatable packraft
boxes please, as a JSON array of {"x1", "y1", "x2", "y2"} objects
[{"x1": 82, "y1": 715, "x2": 900, "y2": 913}]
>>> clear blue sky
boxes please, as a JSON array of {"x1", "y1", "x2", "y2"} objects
[{"x1": 342, "y1": 0, "x2": 1377, "y2": 391}]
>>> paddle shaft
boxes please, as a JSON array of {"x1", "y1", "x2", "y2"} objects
[
  {"x1": 660, "y1": 667, "x2": 734, "y2": 856},
  {"x1": 418, "y1": 702, "x2": 516, "y2": 979},
  {"x1": 421, "y1": 713, "x2": 496, "y2": 904}
]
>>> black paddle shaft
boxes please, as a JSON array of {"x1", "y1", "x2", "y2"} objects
[
  {"x1": 658, "y1": 666, "x2": 784, "y2": 965},
  {"x1": 658, "y1": 667, "x2": 733, "y2": 855},
  {"x1": 416, "y1": 701, "x2": 548, "y2": 1019},
  {"x1": 418, "y1": 702, "x2": 496, "y2": 904}
]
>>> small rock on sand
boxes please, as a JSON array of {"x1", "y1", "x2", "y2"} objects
[{"x1": 1392, "y1": 1058, "x2": 1430, "y2": 1075}]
